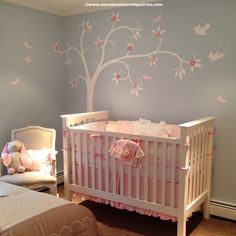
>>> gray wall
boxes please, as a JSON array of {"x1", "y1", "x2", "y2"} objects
[
  {"x1": 63, "y1": 1, "x2": 236, "y2": 205},
  {"x1": 0, "y1": 1, "x2": 66, "y2": 172}
]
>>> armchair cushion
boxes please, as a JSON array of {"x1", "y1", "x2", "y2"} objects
[{"x1": 0, "y1": 171, "x2": 56, "y2": 186}]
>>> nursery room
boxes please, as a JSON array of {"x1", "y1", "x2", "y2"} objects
[{"x1": 0, "y1": 0, "x2": 236, "y2": 236}]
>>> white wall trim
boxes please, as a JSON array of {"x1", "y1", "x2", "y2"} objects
[
  {"x1": 210, "y1": 200, "x2": 236, "y2": 221},
  {"x1": 57, "y1": 171, "x2": 64, "y2": 185}
]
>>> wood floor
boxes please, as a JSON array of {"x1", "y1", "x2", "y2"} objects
[{"x1": 56, "y1": 184, "x2": 236, "y2": 236}]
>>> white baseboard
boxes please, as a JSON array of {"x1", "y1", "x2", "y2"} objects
[{"x1": 210, "y1": 200, "x2": 236, "y2": 221}]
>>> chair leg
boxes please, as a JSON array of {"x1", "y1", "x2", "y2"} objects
[{"x1": 48, "y1": 185, "x2": 57, "y2": 196}]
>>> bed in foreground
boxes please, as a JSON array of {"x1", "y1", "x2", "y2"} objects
[
  {"x1": 61, "y1": 111, "x2": 215, "y2": 236},
  {"x1": 0, "y1": 182, "x2": 97, "y2": 236}
]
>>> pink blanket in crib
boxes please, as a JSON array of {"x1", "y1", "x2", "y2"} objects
[{"x1": 109, "y1": 139, "x2": 145, "y2": 167}]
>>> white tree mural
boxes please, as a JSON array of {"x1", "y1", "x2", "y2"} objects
[{"x1": 53, "y1": 11, "x2": 202, "y2": 112}]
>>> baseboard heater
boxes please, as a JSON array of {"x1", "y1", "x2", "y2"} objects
[
  {"x1": 210, "y1": 200, "x2": 236, "y2": 221},
  {"x1": 56, "y1": 171, "x2": 64, "y2": 185}
]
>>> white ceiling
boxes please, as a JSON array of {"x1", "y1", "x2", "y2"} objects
[{"x1": 3, "y1": 0, "x2": 161, "y2": 16}]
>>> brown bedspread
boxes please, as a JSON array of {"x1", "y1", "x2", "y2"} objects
[{"x1": 0, "y1": 203, "x2": 97, "y2": 236}]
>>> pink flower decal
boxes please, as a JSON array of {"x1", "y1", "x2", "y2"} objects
[
  {"x1": 111, "y1": 12, "x2": 120, "y2": 22},
  {"x1": 127, "y1": 42, "x2": 134, "y2": 52},
  {"x1": 53, "y1": 42, "x2": 60, "y2": 52},
  {"x1": 112, "y1": 72, "x2": 121, "y2": 85},
  {"x1": 148, "y1": 56, "x2": 158, "y2": 67},
  {"x1": 189, "y1": 58, "x2": 202, "y2": 72},
  {"x1": 81, "y1": 21, "x2": 92, "y2": 31},
  {"x1": 130, "y1": 82, "x2": 143, "y2": 96},
  {"x1": 175, "y1": 68, "x2": 186, "y2": 80},
  {"x1": 143, "y1": 75, "x2": 152, "y2": 80},
  {"x1": 94, "y1": 38, "x2": 103, "y2": 47},
  {"x1": 152, "y1": 26, "x2": 165, "y2": 38},
  {"x1": 69, "y1": 79, "x2": 79, "y2": 88}
]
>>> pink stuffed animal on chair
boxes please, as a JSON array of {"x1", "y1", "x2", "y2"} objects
[{"x1": 1, "y1": 140, "x2": 32, "y2": 175}]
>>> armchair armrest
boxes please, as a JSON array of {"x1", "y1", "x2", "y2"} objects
[
  {"x1": 51, "y1": 159, "x2": 57, "y2": 177},
  {"x1": 49, "y1": 151, "x2": 57, "y2": 177}
]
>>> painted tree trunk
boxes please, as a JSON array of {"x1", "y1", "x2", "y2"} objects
[{"x1": 87, "y1": 80, "x2": 95, "y2": 112}]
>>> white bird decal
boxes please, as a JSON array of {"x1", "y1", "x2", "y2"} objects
[
  {"x1": 194, "y1": 22, "x2": 211, "y2": 36},
  {"x1": 11, "y1": 77, "x2": 21, "y2": 85},
  {"x1": 208, "y1": 51, "x2": 225, "y2": 61},
  {"x1": 23, "y1": 41, "x2": 32, "y2": 49},
  {"x1": 216, "y1": 94, "x2": 228, "y2": 104}
]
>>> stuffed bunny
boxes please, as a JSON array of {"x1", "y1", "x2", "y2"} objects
[{"x1": 1, "y1": 140, "x2": 31, "y2": 175}]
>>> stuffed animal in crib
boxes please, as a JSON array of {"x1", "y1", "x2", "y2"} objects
[{"x1": 1, "y1": 140, "x2": 32, "y2": 175}]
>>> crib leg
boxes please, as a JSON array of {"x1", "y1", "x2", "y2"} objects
[
  {"x1": 203, "y1": 196, "x2": 210, "y2": 219},
  {"x1": 177, "y1": 216, "x2": 186, "y2": 236}
]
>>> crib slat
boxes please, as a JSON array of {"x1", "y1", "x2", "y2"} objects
[
  {"x1": 189, "y1": 134, "x2": 194, "y2": 204},
  {"x1": 120, "y1": 164, "x2": 124, "y2": 196},
  {"x1": 203, "y1": 128, "x2": 209, "y2": 191},
  {"x1": 105, "y1": 136, "x2": 109, "y2": 192},
  {"x1": 78, "y1": 133, "x2": 82, "y2": 186},
  {"x1": 192, "y1": 133, "x2": 197, "y2": 201},
  {"x1": 128, "y1": 166, "x2": 132, "y2": 197},
  {"x1": 199, "y1": 128, "x2": 204, "y2": 194},
  {"x1": 161, "y1": 142, "x2": 167, "y2": 206},
  {"x1": 84, "y1": 134, "x2": 88, "y2": 187},
  {"x1": 170, "y1": 144, "x2": 176, "y2": 208},
  {"x1": 152, "y1": 142, "x2": 158, "y2": 203},
  {"x1": 71, "y1": 133, "x2": 76, "y2": 184},
  {"x1": 196, "y1": 129, "x2": 200, "y2": 198},
  {"x1": 98, "y1": 137, "x2": 102, "y2": 191},
  {"x1": 144, "y1": 141, "x2": 149, "y2": 201},
  {"x1": 112, "y1": 136, "x2": 117, "y2": 194},
  {"x1": 91, "y1": 136, "x2": 95, "y2": 189},
  {"x1": 136, "y1": 160, "x2": 140, "y2": 199}
]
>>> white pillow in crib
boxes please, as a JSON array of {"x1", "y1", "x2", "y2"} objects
[{"x1": 133, "y1": 120, "x2": 172, "y2": 137}]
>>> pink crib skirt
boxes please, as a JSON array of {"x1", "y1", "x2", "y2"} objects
[{"x1": 74, "y1": 166, "x2": 179, "y2": 221}]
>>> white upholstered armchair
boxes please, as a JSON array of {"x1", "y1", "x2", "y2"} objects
[{"x1": 0, "y1": 126, "x2": 57, "y2": 195}]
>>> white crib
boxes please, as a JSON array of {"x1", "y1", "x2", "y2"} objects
[{"x1": 61, "y1": 111, "x2": 215, "y2": 236}]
